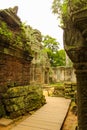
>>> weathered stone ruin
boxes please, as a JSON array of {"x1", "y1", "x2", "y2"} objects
[
  {"x1": 53, "y1": 66, "x2": 76, "y2": 82},
  {"x1": 25, "y1": 26, "x2": 51, "y2": 85},
  {"x1": 0, "y1": 7, "x2": 46, "y2": 119},
  {"x1": 51, "y1": 66, "x2": 76, "y2": 99},
  {"x1": 63, "y1": 1, "x2": 87, "y2": 129}
]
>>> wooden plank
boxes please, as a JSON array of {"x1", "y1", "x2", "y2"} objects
[{"x1": 11, "y1": 97, "x2": 71, "y2": 130}]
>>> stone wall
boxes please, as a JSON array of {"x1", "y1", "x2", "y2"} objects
[
  {"x1": 30, "y1": 65, "x2": 44, "y2": 84},
  {"x1": 53, "y1": 66, "x2": 76, "y2": 83},
  {"x1": 64, "y1": 82, "x2": 76, "y2": 99},
  {"x1": 3, "y1": 85, "x2": 46, "y2": 118},
  {"x1": 0, "y1": 43, "x2": 46, "y2": 119},
  {"x1": 52, "y1": 82, "x2": 77, "y2": 99},
  {"x1": 0, "y1": 7, "x2": 46, "y2": 118},
  {"x1": 26, "y1": 26, "x2": 51, "y2": 85},
  {"x1": 0, "y1": 53, "x2": 30, "y2": 87}
]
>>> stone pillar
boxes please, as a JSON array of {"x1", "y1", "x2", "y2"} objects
[
  {"x1": 63, "y1": 10, "x2": 87, "y2": 129},
  {"x1": 74, "y1": 62, "x2": 87, "y2": 130},
  {"x1": 64, "y1": 42, "x2": 87, "y2": 129}
]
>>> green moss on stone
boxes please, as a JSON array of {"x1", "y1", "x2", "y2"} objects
[{"x1": 3, "y1": 85, "x2": 46, "y2": 118}]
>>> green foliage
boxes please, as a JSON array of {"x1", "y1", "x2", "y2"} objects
[
  {"x1": 52, "y1": 0, "x2": 68, "y2": 16},
  {"x1": 42, "y1": 35, "x2": 66, "y2": 67},
  {"x1": 55, "y1": 49, "x2": 66, "y2": 66},
  {"x1": 42, "y1": 35, "x2": 59, "y2": 52},
  {"x1": 0, "y1": 102, "x2": 6, "y2": 117},
  {"x1": 3, "y1": 85, "x2": 46, "y2": 118},
  {"x1": 42, "y1": 35, "x2": 59, "y2": 67},
  {"x1": 0, "y1": 21, "x2": 32, "y2": 55},
  {"x1": 0, "y1": 22, "x2": 13, "y2": 42},
  {"x1": 51, "y1": 82, "x2": 65, "y2": 97},
  {"x1": 52, "y1": 0, "x2": 61, "y2": 14},
  {"x1": 52, "y1": 0, "x2": 87, "y2": 26},
  {"x1": 0, "y1": 21, "x2": 26, "y2": 46},
  {"x1": 52, "y1": 0, "x2": 69, "y2": 26}
]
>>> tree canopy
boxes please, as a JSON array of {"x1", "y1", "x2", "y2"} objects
[{"x1": 42, "y1": 35, "x2": 66, "y2": 67}]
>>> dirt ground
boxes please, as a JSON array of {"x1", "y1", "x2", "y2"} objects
[
  {"x1": 62, "y1": 101, "x2": 77, "y2": 130},
  {"x1": 0, "y1": 102, "x2": 77, "y2": 130},
  {"x1": 62, "y1": 110, "x2": 77, "y2": 130}
]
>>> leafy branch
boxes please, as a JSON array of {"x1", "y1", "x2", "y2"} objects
[{"x1": 51, "y1": 0, "x2": 87, "y2": 27}]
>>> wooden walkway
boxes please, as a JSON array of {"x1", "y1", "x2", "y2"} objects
[{"x1": 11, "y1": 97, "x2": 71, "y2": 130}]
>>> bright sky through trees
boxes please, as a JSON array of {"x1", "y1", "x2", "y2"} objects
[{"x1": 0, "y1": 0, "x2": 63, "y2": 49}]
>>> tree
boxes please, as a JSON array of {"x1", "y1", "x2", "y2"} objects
[
  {"x1": 51, "y1": 0, "x2": 68, "y2": 27},
  {"x1": 51, "y1": 0, "x2": 87, "y2": 28},
  {"x1": 42, "y1": 35, "x2": 66, "y2": 67},
  {"x1": 55, "y1": 49, "x2": 66, "y2": 66},
  {"x1": 42, "y1": 35, "x2": 59, "y2": 52}
]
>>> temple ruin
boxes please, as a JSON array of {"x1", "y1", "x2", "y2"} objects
[{"x1": 0, "y1": 6, "x2": 49, "y2": 118}]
